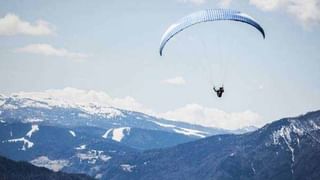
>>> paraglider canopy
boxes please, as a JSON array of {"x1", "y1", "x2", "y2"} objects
[{"x1": 159, "y1": 9, "x2": 265, "y2": 56}]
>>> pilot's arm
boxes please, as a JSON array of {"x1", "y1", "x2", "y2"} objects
[{"x1": 213, "y1": 87, "x2": 217, "y2": 92}]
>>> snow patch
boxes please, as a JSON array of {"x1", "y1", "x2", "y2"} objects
[
  {"x1": 69, "y1": 130, "x2": 76, "y2": 137},
  {"x1": 112, "y1": 127, "x2": 130, "y2": 142},
  {"x1": 7, "y1": 137, "x2": 34, "y2": 150},
  {"x1": 26, "y1": 124, "x2": 39, "y2": 138},
  {"x1": 102, "y1": 127, "x2": 130, "y2": 142},
  {"x1": 75, "y1": 144, "x2": 86, "y2": 150},
  {"x1": 2, "y1": 104, "x2": 18, "y2": 110},
  {"x1": 102, "y1": 129, "x2": 113, "y2": 139},
  {"x1": 19, "y1": 99, "x2": 52, "y2": 109},
  {"x1": 251, "y1": 162, "x2": 256, "y2": 174},
  {"x1": 173, "y1": 127, "x2": 206, "y2": 138},
  {"x1": 272, "y1": 122, "x2": 307, "y2": 146},
  {"x1": 22, "y1": 118, "x2": 44, "y2": 123},
  {"x1": 95, "y1": 173, "x2": 103, "y2": 179},
  {"x1": 30, "y1": 156, "x2": 69, "y2": 172},
  {"x1": 100, "y1": 154, "x2": 112, "y2": 161},
  {"x1": 120, "y1": 164, "x2": 136, "y2": 172},
  {"x1": 77, "y1": 150, "x2": 111, "y2": 164},
  {"x1": 272, "y1": 126, "x2": 293, "y2": 145},
  {"x1": 152, "y1": 121, "x2": 176, "y2": 128},
  {"x1": 290, "y1": 123, "x2": 304, "y2": 136},
  {"x1": 286, "y1": 141, "x2": 295, "y2": 174},
  {"x1": 0, "y1": 120, "x2": 5, "y2": 123},
  {"x1": 80, "y1": 105, "x2": 125, "y2": 119},
  {"x1": 270, "y1": 121, "x2": 316, "y2": 174},
  {"x1": 310, "y1": 120, "x2": 320, "y2": 130}
]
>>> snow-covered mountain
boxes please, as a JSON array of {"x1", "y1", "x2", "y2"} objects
[{"x1": 0, "y1": 90, "x2": 234, "y2": 139}]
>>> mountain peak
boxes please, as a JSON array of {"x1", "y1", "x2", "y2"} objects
[{"x1": 252, "y1": 110, "x2": 320, "y2": 149}]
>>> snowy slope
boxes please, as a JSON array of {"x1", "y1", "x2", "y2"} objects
[
  {"x1": 102, "y1": 127, "x2": 131, "y2": 142},
  {"x1": 3, "y1": 124, "x2": 39, "y2": 151}
]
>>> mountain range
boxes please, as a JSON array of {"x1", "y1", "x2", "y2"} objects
[{"x1": 1, "y1": 91, "x2": 319, "y2": 179}]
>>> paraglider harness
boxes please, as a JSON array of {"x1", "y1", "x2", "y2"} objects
[{"x1": 213, "y1": 86, "x2": 224, "y2": 98}]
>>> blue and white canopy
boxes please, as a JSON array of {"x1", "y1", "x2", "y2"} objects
[{"x1": 159, "y1": 9, "x2": 265, "y2": 56}]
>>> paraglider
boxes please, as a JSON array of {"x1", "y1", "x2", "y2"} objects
[
  {"x1": 159, "y1": 9, "x2": 265, "y2": 98},
  {"x1": 213, "y1": 86, "x2": 224, "y2": 98},
  {"x1": 159, "y1": 9, "x2": 265, "y2": 56}
]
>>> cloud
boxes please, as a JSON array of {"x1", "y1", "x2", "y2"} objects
[
  {"x1": 249, "y1": 0, "x2": 284, "y2": 11},
  {"x1": 178, "y1": 0, "x2": 320, "y2": 27},
  {"x1": 285, "y1": 0, "x2": 320, "y2": 27},
  {"x1": 16, "y1": 44, "x2": 89, "y2": 60},
  {"x1": 160, "y1": 104, "x2": 264, "y2": 130},
  {"x1": 14, "y1": 88, "x2": 263, "y2": 130},
  {"x1": 0, "y1": 13, "x2": 54, "y2": 36},
  {"x1": 161, "y1": 76, "x2": 186, "y2": 86},
  {"x1": 249, "y1": 0, "x2": 320, "y2": 27}
]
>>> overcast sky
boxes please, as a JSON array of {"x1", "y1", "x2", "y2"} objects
[{"x1": 0, "y1": 0, "x2": 319, "y2": 130}]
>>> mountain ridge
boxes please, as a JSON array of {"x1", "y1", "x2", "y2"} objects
[{"x1": 100, "y1": 110, "x2": 320, "y2": 180}]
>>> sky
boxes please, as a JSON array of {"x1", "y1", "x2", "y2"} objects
[{"x1": 0, "y1": 0, "x2": 320, "y2": 130}]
